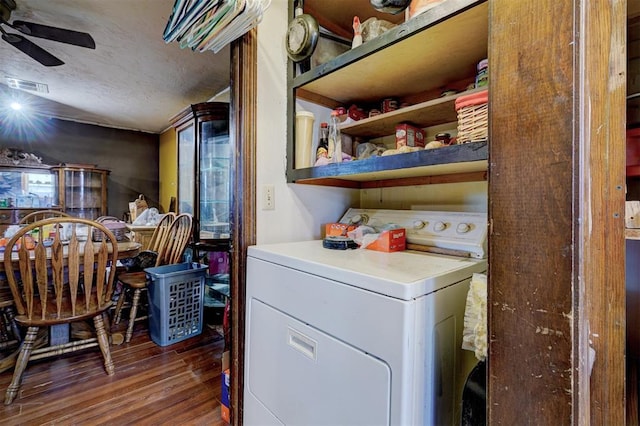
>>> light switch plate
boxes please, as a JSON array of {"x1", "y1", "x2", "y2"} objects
[{"x1": 262, "y1": 184, "x2": 275, "y2": 210}]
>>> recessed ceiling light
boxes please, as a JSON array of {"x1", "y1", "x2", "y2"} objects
[{"x1": 10, "y1": 102, "x2": 22, "y2": 110}]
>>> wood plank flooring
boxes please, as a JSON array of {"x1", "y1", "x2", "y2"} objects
[{"x1": 0, "y1": 319, "x2": 226, "y2": 426}]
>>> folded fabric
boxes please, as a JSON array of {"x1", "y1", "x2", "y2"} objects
[{"x1": 120, "y1": 250, "x2": 158, "y2": 272}]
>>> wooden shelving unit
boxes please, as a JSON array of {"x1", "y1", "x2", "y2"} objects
[
  {"x1": 289, "y1": 141, "x2": 487, "y2": 188},
  {"x1": 287, "y1": 0, "x2": 489, "y2": 185}
]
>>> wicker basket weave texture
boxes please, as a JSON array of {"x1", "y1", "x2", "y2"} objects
[
  {"x1": 93, "y1": 221, "x2": 129, "y2": 242},
  {"x1": 457, "y1": 103, "x2": 488, "y2": 144},
  {"x1": 455, "y1": 89, "x2": 488, "y2": 144}
]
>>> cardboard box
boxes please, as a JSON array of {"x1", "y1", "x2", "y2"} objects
[
  {"x1": 627, "y1": 201, "x2": 640, "y2": 229},
  {"x1": 365, "y1": 228, "x2": 406, "y2": 252},
  {"x1": 221, "y1": 368, "x2": 230, "y2": 423},
  {"x1": 221, "y1": 350, "x2": 230, "y2": 423},
  {"x1": 395, "y1": 124, "x2": 425, "y2": 148},
  {"x1": 323, "y1": 223, "x2": 357, "y2": 238}
]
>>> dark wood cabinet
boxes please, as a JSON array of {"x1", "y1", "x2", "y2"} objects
[{"x1": 170, "y1": 102, "x2": 231, "y2": 242}]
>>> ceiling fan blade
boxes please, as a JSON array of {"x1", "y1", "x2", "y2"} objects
[
  {"x1": 12, "y1": 20, "x2": 95, "y2": 49},
  {"x1": 2, "y1": 32, "x2": 64, "y2": 66}
]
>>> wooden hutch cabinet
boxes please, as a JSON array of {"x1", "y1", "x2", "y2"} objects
[{"x1": 53, "y1": 166, "x2": 109, "y2": 219}]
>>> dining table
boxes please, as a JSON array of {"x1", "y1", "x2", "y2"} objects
[
  {"x1": 0, "y1": 240, "x2": 142, "y2": 272},
  {"x1": 0, "y1": 240, "x2": 142, "y2": 369}
]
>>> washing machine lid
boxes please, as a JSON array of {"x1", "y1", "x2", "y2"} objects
[{"x1": 248, "y1": 240, "x2": 486, "y2": 300}]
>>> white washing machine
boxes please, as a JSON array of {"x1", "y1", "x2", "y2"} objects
[{"x1": 244, "y1": 209, "x2": 487, "y2": 426}]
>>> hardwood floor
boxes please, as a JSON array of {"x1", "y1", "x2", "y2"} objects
[{"x1": 0, "y1": 318, "x2": 226, "y2": 425}]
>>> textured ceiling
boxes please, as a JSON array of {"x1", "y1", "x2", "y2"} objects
[{"x1": 0, "y1": 0, "x2": 230, "y2": 133}]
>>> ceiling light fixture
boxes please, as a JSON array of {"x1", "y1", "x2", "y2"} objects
[{"x1": 9, "y1": 102, "x2": 22, "y2": 110}]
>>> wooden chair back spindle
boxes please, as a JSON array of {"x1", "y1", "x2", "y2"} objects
[
  {"x1": 147, "y1": 213, "x2": 176, "y2": 254},
  {"x1": 18, "y1": 210, "x2": 70, "y2": 225},
  {"x1": 156, "y1": 213, "x2": 193, "y2": 266}
]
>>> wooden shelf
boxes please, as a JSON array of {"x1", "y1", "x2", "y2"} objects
[
  {"x1": 288, "y1": 142, "x2": 487, "y2": 187},
  {"x1": 293, "y1": 0, "x2": 488, "y2": 105},
  {"x1": 340, "y1": 87, "x2": 485, "y2": 138}
]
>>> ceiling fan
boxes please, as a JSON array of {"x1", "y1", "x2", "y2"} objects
[{"x1": 0, "y1": 0, "x2": 95, "y2": 67}]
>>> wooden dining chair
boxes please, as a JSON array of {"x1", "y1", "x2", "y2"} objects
[
  {"x1": 143, "y1": 213, "x2": 176, "y2": 251},
  {"x1": 95, "y1": 216, "x2": 122, "y2": 223},
  {"x1": 3, "y1": 217, "x2": 119, "y2": 404},
  {"x1": 18, "y1": 210, "x2": 70, "y2": 225},
  {"x1": 112, "y1": 213, "x2": 175, "y2": 324},
  {"x1": 113, "y1": 213, "x2": 191, "y2": 343}
]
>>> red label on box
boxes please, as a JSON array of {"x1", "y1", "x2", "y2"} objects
[
  {"x1": 324, "y1": 223, "x2": 357, "y2": 237},
  {"x1": 395, "y1": 124, "x2": 425, "y2": 148},
  {"x1": 365, "y1": 228, "x2": 406, "y2": 252}
]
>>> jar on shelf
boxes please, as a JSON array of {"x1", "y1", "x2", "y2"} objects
[{"x1": 475, "y1": 58, "x2": 488, "y2": 88}]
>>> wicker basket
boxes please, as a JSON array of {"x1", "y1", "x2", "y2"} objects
[
  {"x1": 455, "y1": 90, "x2": 488, "y2": 144},
  {"x1": 93, "y1": 220, "x2": 129, "y2": 242}
]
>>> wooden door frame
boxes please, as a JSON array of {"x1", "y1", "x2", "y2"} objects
[
  {"x1": 230, "y1": 29, "x2": 257, "y2": 426},
  {"x1": 488, "y1": 1, "x2": 626, "y2": 424},
  {"x1": 229, "y1": 1, "x2": 626, "y2": 424}
]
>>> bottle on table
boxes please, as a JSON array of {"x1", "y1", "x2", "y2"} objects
[{"x1": 328, "y1": 110, "x2": 342, "y2": 163}]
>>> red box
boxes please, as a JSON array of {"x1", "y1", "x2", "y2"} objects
[
  {"x1": 323, "y1": 223, "x2": 357, "y2": 237},
  {"x1": 395, "y1": 124, "x2": 425, "y2": 148},
  {"x1": 365, "y1": 228, "x2": 406, "y2": 252},
  {"x1": 628, "y1": 128, "x2": 640, "y2": 176}
]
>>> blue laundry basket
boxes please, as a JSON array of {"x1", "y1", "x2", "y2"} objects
[{"x1": 145, "y1": 262, "x2": 207, "y2": 346}]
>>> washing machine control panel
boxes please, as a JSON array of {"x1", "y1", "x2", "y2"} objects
[{"x1": 338, "y1": 208, "x2": 488, "y2": 258}]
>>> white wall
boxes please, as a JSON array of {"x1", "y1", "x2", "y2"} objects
[
  {"x1": 256, "y1": 1, "x2": 358, "y2": 245},
  {"x1": 361, "y1": 182, "x2": 488, "y2": 212}
]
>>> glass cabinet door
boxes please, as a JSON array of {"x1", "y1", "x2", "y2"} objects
[
  {"x1": 200, "y1": 117, "x2": 230, "y2": 239},
  {"x1": 171, "y1": 102, "x2": 230, "y2": 242},
  {"x1": 56, "y1": 167, "x2": 109, "y2": 219},
  {"x1": 0, "y1": 168, "x2": 58, "y2": 208},
  {"x1": 177, "y1": 123, "x2": 196, "y2": 215}
]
